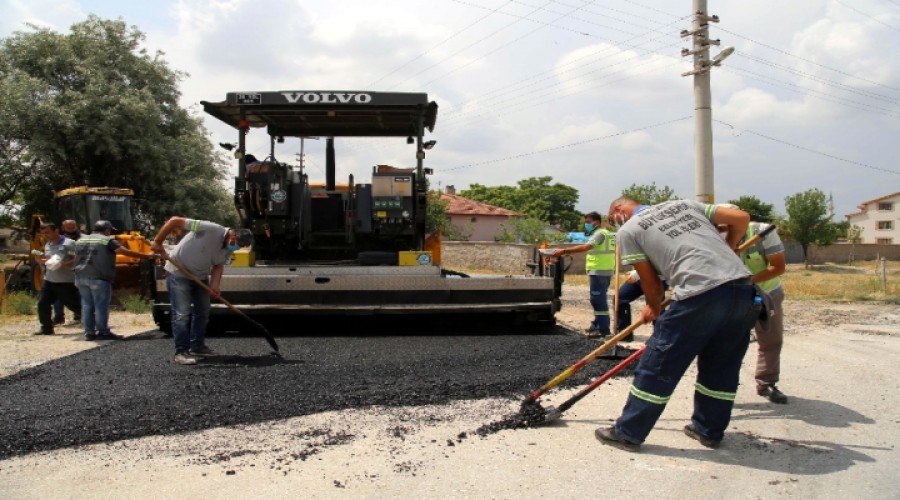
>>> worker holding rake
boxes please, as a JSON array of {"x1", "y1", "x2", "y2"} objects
[{"x1": 595, "y1": 198, "x2": 762, "y2": 452}]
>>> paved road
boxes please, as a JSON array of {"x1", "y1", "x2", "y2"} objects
[{"x1": 0, "y1": 307, "x2": 897, "y2": 499}]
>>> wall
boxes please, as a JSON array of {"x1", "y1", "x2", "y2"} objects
[
  {"x1": 799, "y1": 242, "x2": 900, "y2": 264},
  {"x1": 441, "y1": 241, "x2": 586, "y2": 274},
  {"x1": 440, "y1": 241, "x2": 538, "y2": 273},
  {"x1": 441, "y1": 241, "x2": 899, "y2": 274},
  {"x1": 448, "y1": 214, "x2": 515, "y2": 242}
]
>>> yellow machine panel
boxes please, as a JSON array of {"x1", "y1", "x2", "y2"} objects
[
  {"x1": 399, "y1": 251, "x2": 432, "y2": 266},
  {"x1": 231, "y1": 249, "x2": 256, "y2": 267}
]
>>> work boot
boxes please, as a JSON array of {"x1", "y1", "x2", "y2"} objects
[
  {"x1": 174, "y1": 352, "x2": 198, "y2": 365},
  {"x1": 96, "y1": 332, "x2": 124, "y2": 340},
  {"x1": 683, "y1": 424, "x2": 721, "y2": 449},
  {"x1": 583, "y1": 326, "x2": 609, "y2": 338},
  {"x1": 84, "y1": 333, "x2": 97, "y2": 341},
  {"x1": 32, "y1": 330, "x2": 54, "y2": 335},
  {"x1": 52, "y1": 317, "x2": 65, "y2": 325},
  {"x1": 758, "y1": 384, "x2": 788, "y2": 404},
  {"x1": 188, "y1": 345, "x2": 216, "y2": 357},
  {"x1": 594, "y1": 426, "x2": 640, "y2": 452}
]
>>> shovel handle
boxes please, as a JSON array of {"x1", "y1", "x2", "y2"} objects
[
  {"x1": 162, "y1": 255, "x2": 249, "y2": 321},
  {"x1": 528, "y1": 223, "x2": 775, "y2": 402}
]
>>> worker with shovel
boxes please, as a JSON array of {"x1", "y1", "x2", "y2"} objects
[
  {"x1": 719, "y1": 204, "x2": 789, "y2": 404},
  {"x1": 594, "y1": 198, "x2": 761, "y2": 452},
  {"x1": 150, "y1": 217, "x2": 253, "y2": 366}
]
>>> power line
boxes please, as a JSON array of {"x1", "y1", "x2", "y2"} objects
[
  {"x1": 442, "y1": 116, "x2": 691, "y2": 172},
  {"x1": 419, "y1": 0, "x2": 602, "y2": 89},
  {"x1": 736, "y1": 53, "x2": 898, "y2": 105},
  {"x1": 388, "y1": 0, "x2": 559, "y2": 90},
  {"x1": 712, "y1": 25, "x2": 900, "y2": 92},
  {"x1": 834, "y1": 0, "x2": 900, "y2": 32},
  {"x1": 367, "y1": 1, "x2": 515, "y2": 88},
  {"x1": 721, "y1": 65, "x2": 900, "y2": 118},
  {"x1": 715, "y1": 120, "x2": 900, "y2": 176}
]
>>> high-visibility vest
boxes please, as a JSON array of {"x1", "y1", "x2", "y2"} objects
[
  {"x1": 585, "y1": 228, "x2": 616, "y2": 271},
  {"x1": 741, "y1": 223, "x2": 781, "y2": 292}
]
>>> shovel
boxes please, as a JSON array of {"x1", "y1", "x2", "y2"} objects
[
  {"x1": 522, "y1": 298, "x2": 671, "y2": 407},
  {"x1": 162, "y1": 255, "x2": 280, "y2": 355},
  {"x1": 542, "y1": 345, "x2": 645, "y2": 423},
  {"x1": 534, "y1": 222, "x2": 778, "y2": 421}
]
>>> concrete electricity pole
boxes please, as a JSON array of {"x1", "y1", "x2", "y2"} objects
[{"x1": 681, "y1": 0, "x2": 734, "y2": 204}]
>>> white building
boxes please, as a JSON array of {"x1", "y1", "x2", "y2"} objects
[{"x1": 845, "y1": 191, "x2": 900, "y2": 244}]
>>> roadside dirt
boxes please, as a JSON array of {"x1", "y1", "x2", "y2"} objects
[{"x1": 0, "y1": 284, "x2": 897, "y2": 499}]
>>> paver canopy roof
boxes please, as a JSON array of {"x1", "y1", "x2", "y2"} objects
[{"x1": 201, "y1": 91, "x2": 438, "y2": 138}]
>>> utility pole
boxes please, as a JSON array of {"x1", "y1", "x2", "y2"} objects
[{"x1": 681, "y1": 0, "x2": 734, "y2": 204}]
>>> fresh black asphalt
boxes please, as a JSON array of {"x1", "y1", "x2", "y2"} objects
[{"x1": 0, "y1": 316, "x2": 635, "y2": 459}]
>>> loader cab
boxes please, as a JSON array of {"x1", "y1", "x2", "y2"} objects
[{"x1": 55, "y1": 187, "x2": 138, "y2": 235}]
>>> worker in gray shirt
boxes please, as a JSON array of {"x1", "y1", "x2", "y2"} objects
[
  {"x1": 594, "y1": 198, "x2": 761, "y2": 452},
  {"x1": 34, "y1": 223, "x2": 81, "y2": 335},
  {"x1": 150, "y1": 217, "x2": 253, "y2": 365}
]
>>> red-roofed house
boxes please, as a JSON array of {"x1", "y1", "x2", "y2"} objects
[
  {"x1": 845, "y1": 191, "x2": 900, "y2": 244},
  {"x1": 441, "y1": 186, "x2": 525, "y2": 241}
]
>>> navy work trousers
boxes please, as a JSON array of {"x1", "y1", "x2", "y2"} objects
[{"x1": 614, "y1": 281, "x2": 759, "y2": 443}]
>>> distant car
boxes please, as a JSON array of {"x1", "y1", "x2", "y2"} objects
[{"x1": 566, "y1": 232, "x2": 589, "y2": 243}]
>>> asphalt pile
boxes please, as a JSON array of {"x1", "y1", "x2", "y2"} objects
[{"x1": 0, "y1": 316, "x2": 634, "y2": 459}]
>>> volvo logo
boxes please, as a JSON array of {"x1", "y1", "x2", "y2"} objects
[{"x1": 281, "y1": 92, "x2": 373, "y2": 104}]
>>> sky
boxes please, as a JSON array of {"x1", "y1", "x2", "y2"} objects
[{"x1": 2, "y1": 0, "x2": 899, "y2": 220}]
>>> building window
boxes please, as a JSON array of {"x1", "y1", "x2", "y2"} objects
[
  {"x1": 877, "y1": 221, "x2": 894, "y2": 230},
  {"x1": 877, "y1": 202, "x2": 894, "y2": 211},
  {"x1": 876, "y1": 238, "x2": 893, "y2": 245}
]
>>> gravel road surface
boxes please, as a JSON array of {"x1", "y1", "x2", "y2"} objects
[{"x1": 0, "y1": 285, "x2": 897, "y2": 499}]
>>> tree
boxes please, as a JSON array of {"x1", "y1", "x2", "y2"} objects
[
  {"x1": 425, "y1": 189, "x2": 469, "y2": 240},
  {"x1": 460, "y1": 177, "x2": 581, "y2": 230},
  {"x1": 494, "y1": 217, "x2": 562, "y2": 244},
  {"x1": 725, "y1": 195, "x2": 776, "y2": 223},
  {"x1": 783, "y1": 188, "x2": 844, "y2": 266},
  {"x1": 0, "y1": 16, "x2": 235, "y2": 229},
  {"x1": 620, "y1": 182, "x2": 678, "y2": 205}
]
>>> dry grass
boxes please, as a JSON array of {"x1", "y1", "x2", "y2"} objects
[{"x1": 783, "y1": 262, "x2": 899, "y2": 302}]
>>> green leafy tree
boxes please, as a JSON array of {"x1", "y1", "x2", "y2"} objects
[
  {"x1": 726, "y1": 195, "x2": 776, "y2": 223},
  {"x1": 426, "y1": 188, "x2": 471, "y2": 241},
  {"x1": 494, "y1": 217, "x2": 561, "y2": 244},
  {"x1": 0, "y1": 16, "x2": 235, "y2": 229},
  {"x1": 460, "y1": 177, "x2": 581, "y2": 230},
  {"x1": 783, "y1": 188, "x2": 844, "y2": 266},
  {"x1": 620, "y1": 182, "x2": 678, "y2": 205}
]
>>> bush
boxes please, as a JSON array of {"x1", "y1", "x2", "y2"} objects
[
  {"x1": 119, "y1": 294, "x2": 152, "y2": 314},
  {"x1": 1, "y1": 291, "x2": 35, "y2": 316}
]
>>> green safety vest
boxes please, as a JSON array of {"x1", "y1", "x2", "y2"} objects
[
  {"x1": 585, "y1": 228, "x2": 616, "y2": 272},
  {"x1": 740, "y1": 223, "x2": 781, "y2": 292}
]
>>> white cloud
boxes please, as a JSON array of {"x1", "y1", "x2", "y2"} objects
[{"x1": 2, "y1": 0, "x2": 898, "y2": 219}]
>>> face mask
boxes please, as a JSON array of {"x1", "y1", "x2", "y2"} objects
[
  {"x1": 584, "y1": 222, "x2": 594, "y2": 232},
  {"x1": 226, "y1": 244, "x2": 241, "y2": 252}
]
